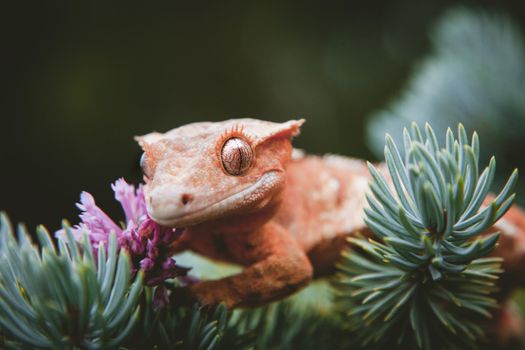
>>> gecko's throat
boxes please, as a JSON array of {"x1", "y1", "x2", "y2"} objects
[{"x1": 146, "y1": 171, "x2": 283, "y2": 227}]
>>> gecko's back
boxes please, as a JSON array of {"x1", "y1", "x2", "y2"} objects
[{"x1": 274, "y1": 153, "x2": 373, "y2": 273}]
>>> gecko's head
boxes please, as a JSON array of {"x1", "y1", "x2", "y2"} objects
[{"x1": 135, "y1": 118, "x2": 304, "y2": 228}]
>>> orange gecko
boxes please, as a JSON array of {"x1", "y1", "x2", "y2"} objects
[{"x1": 136, "y1": 119, "x2": 525, "y2": 309}]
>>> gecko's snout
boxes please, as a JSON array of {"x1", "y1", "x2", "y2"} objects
[
  {"x1": 146, "y1": 185, "x2": 199, "y2": 226},
  {"x1": 146, "y1": 170, "x2": 284, "y2": 227}
]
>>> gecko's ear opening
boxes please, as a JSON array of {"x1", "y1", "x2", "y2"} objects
[{"x1": 255, "y1": 119, "x2": 305, "y2": 146}]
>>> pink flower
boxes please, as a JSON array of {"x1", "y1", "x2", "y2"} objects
[
  {"x1": 112, "y1": 178, "x2": 147, "y2": 227},
  {"x1": 56, "y1": 178, "x2": 191, "y2": 300}
]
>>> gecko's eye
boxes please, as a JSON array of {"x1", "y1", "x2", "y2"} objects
[{"x1": 221, "y1": 138, "x2": 253, "y2": 176}]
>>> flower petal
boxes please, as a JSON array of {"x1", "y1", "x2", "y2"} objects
[{"x1": 112, "y1": 178, "x2": 147, "y2": 225}]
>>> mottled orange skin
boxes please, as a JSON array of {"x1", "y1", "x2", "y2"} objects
[
  {"x1": 136, "y1": 119, "x2": 525, "y2": 311},
  {"x1": 492, "y1": 204, "x2": 525, "y2": 283}
]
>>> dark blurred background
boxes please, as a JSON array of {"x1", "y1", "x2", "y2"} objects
[{"x1": 2, "y1": 0, "x2": 525, "y2": 230}]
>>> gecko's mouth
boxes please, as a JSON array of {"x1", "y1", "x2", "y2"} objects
[{"x1": 148, "y1": 171, "x2": 283, "y2": 227}]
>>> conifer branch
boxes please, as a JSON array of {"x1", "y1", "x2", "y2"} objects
[
  {"x1": 0, "y1": 214, "x2": 143, "y2": 349},
  {"x1": 334, "y1": 123, "x2": 518, "y2": 349}
]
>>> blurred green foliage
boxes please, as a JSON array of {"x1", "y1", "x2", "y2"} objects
[{"x1": 367, "y1": 7, "x2": 525, "y2": 202}]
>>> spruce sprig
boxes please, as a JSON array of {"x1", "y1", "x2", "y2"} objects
[
  {"x1": 334, "y1": 123, "x2": 518, "y2": 350},
  {"x1": 0, "y1": 213, "x2": 143, "y2": 349},
  {"x1": 130, "y1": 301, "x2": 234, "y2": 350}
]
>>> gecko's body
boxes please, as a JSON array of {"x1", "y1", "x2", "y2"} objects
[
  {"x1": 136, "y1": 118, "x2": 525, "y2": 308},
  {"x1": 274, "y1": 154, "x2": 371, "y2": 272}
]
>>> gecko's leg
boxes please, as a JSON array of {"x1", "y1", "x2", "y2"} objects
[
  {"x1": 182, "y1": 221, "x2": 313, "y2": 308},
  {"x1": 483, "y1": 204, "x2": 525, "y2": 344},
  {"x1": 490, "y1": 300, "x2": 525, "y2": 346},
  {"x1": 490, "y1": 204, "x2": 525, "y2": 293}
]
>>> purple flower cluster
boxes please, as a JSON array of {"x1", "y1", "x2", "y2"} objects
[{"x1": 56, "y1": 179, "x2": 191, "y2": 305}]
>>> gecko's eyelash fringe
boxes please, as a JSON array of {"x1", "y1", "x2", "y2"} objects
[
  {"x1": 216, "y1": 124, "x2": 255, "y2": 153},
  {"x1": 223, "y1": 124, "x2": 253, "y2": 142}
]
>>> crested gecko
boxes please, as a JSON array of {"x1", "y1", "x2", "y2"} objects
[{"x1": 136, "y1": 118, "x2": 525, "y2": 309}]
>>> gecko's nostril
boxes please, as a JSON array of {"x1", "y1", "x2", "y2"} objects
[{"x1": 180, "y1": 193, "x2": 193, "y2": 205}]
